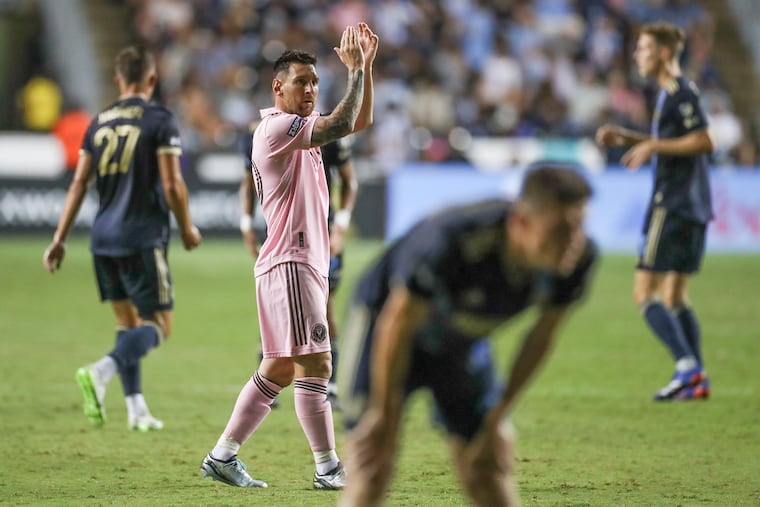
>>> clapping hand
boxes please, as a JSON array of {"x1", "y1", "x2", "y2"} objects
[{"x1": 334, "y1": 25, "x2": 365, "y2": 72}]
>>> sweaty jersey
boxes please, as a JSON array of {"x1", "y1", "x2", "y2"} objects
[
  {"x1": 650, "y1": 76, "x2": 713, "y2": 224},
  {"x1": 355, "y1": 200, "x2": 598, "y2": 351},
  {"x1": 251, "y1": 107, "x2": 330, "y2": 277},
  {"x1": 81, "y1": 96, "x2": 182, "y2": 256}
]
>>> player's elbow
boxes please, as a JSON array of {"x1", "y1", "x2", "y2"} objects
[{"x1": 354, "y1": 115, "x2": 373, "y2": 132}]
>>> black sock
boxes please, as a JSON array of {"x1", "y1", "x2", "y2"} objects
[
  {"x1": 674, "y1": 306, "x2": 703, "y2": 365},
  {"x1": 109, "y1": 324, "x2": 159, "y2": 367},
  {"x1": 115, "y1": 329, "x2": 142, "y2": 396},
  {"x1": 643, "y1": 301, "x2": 693, "y2": 361}
]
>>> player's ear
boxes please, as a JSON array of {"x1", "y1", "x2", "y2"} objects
[{"x1": 272, "y1": 79, "x2": 283, "y2": 96}]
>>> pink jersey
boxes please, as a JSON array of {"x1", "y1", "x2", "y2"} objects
[{"x1": 252, "y1": 107, "x2": 330, "y2": 278}]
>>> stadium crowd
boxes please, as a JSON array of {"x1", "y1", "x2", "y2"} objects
[
  {"x1": 8, "y1": 0, "x2": 756, "y2": 170},
  {"x1": 120, "y1": 0, "x2": 758, "y2": 169}
]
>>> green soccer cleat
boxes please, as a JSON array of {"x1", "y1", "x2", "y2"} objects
[{"x1": 75, "y1": 366, "x2": 107, "y2": 425}]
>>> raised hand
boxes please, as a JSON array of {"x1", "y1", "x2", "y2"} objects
[
  {"x1": 357, "y1": 22, "x2": 379, "y2": 68},
  {"x1": 334, "y1": 25, "x2": 365, "y2": 72}
]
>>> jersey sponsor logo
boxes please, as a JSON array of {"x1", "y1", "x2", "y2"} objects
[
  {"x1": 311, "y1": 323, "x2": 328, "y2": 343},
  {"x1": 287, "y1": 116, "x2": 304, "y2": 137}
]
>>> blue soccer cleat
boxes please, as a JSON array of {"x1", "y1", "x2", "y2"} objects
[
  {"x1": 675, "y1": 377, "x2": 711, "y2": 401},
  {"x1": 653, "y1": 366, "x2": 706, "y2": 401}
]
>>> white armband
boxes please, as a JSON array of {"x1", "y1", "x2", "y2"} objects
[
  {"x1": 334, "y1": 209, "x2": 351, "y2": 229},
  {"x1": 239, "y1": 214, "x2": 254, "y2": 233}
]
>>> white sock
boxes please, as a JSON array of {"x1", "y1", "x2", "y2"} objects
[
  {"x1": 93, "y1": 356, "x2": 118, "y2": 384},
  {"x1": 212, "y1": 436, "x2": 241, "y2": 461},
  {"x1": 125, "y1": 394, "x2": 149, "y2": 418},
  {"x1": 314, "y1": 449, "x2": 339, "y2": 475},
  {"x1": 675, "y1": 356, "x2": 698, "y2": 372}
]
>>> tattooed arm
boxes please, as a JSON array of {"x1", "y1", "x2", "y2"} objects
[
  {"x1": 311, "y1": 25, "x2": 365, "y2": 147},
  {"x1": 311, "y1": 69, "x2": 364, "y2": 147}
]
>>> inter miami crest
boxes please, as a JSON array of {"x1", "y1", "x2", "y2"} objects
[{"x1": 311, "y1": 323, "x2": 328, "y2": 343}]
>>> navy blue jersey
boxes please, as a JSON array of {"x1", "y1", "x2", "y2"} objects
[
  {"x1": 81, "y1": 97, "x2": 182, "y2": 256},
  {"x1": 321, "y1": 137, "x2": 351, "y2": 197},
  {"x1": 240, "y1": 121, "x2": 257, "y2": 174},
  {"x1": 650, "y1": 77, "x2": 713, "y2": 224},
  {"x1": 355, "y1": 200, "x2": 597, "y2": 351}
]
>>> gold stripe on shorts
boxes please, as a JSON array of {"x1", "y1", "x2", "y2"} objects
[
  {"x1": 642, "y1": 207, "x2": 667, "y2": 267},
  {"x1": 153, "y1": 247, "x2": 171, "y2": 304}
]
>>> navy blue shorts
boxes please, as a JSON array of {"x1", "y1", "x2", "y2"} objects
[
  {"x1": 328, "y1": 253, "x2": 343, "y2": 294},
  {"x1": 637, "y1": 207, "x2": 707, "y2": 274},
  {"x1": 339, "y1": 303, "x2": 501, "y2": 441},
  {"x1": 92, "y1": 247, "x2": 173, "y2": 318}
]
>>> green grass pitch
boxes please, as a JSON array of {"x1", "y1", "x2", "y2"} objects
[{"x1": 1, "y1": 237, "x2": 758, "y2": 506}]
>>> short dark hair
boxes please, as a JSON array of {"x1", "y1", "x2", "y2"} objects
[
  {"x1": 115, "y1": 45, "x2": 155, "y2": 85},
  {"x1": 519, "y1": 165, "x2": 593, "y2": 210},
  {"x1": 640, "y1": 22, "x2": 686, "y2": 58},
  {"x1": 273, "y1": 50, "x2": 317, "y2": 76}
]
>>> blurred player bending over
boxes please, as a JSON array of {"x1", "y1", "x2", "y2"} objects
[
  {"x1": 596, "y1": 21, "x2": 713, "y2": 401},
  {"x1": 338, "y1": 166, "x2": 597, "y2": 507},
  {"x1": 201, "y1": 23, "x2": 377, "y2": 490},
  {"x1": 43, "y1": 45, "x2": 202, "y2": 431},
  {"x1": 239, "y1": 130, "x2": 358, "y2": 409}
]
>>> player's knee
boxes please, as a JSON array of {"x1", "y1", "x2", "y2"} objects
[
  {"x1": 260, "y1": 359, "x2": 295, "y2": 387},
  {"x1": 156, "y1": 320, "x2": 171, "y2": 340},
  {"x1": 313, "y1": 357, "x2": 332, "y2": 379},
  {"x1": 632, "y1": 288, "x2": 650, "y2": 308},
  {"x1": 661, "y1": 293, "x2": 676, "y2": 309},
  {"x1": 295, "y1": 352, "x2": 332, "y2": 379},
  {"x1": 140, "y1": 312, "x2": 172, "y2": 342}
]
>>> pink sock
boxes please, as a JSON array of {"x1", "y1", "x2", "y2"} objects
[
  {"x1": 294, "y1": 377, "x2": 335, "y2": 452},
  {"x1": 222, "y1": 371, "x2": 282, "y2": 445}
]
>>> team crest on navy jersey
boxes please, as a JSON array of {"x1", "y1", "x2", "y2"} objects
[{"x1": 311, "y1": 323, "x2": 328, "y2": 343}]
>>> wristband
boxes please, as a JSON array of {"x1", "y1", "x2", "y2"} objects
[
  {"x1": 239, "y1": 214, "x2": 253, "y2": 233},
  {"x1": 334, "y1": 209, "x2": 351, "y2": 229}
]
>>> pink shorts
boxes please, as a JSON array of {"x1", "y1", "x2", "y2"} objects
[{"x1": 256, "y1": 261, "x2": 330, "y2": 358}]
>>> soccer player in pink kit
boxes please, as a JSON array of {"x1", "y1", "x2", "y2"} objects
[{"x1": 201, "y1": 23, "x2": 378, "y2": 490}]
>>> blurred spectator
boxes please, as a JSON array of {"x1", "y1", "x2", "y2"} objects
[
  {"x1": 18, "y1": 75, "x2": 61, "y2": 131},
  {"x1": 704, "y1": 89, "x2": 743, "y2": 165},
  {"x1": 120, "y1": 0, "x2": 746, "y2": 170},
  {"x1": 52, "y1": 101, "x2": 91, "y2": 170}
]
